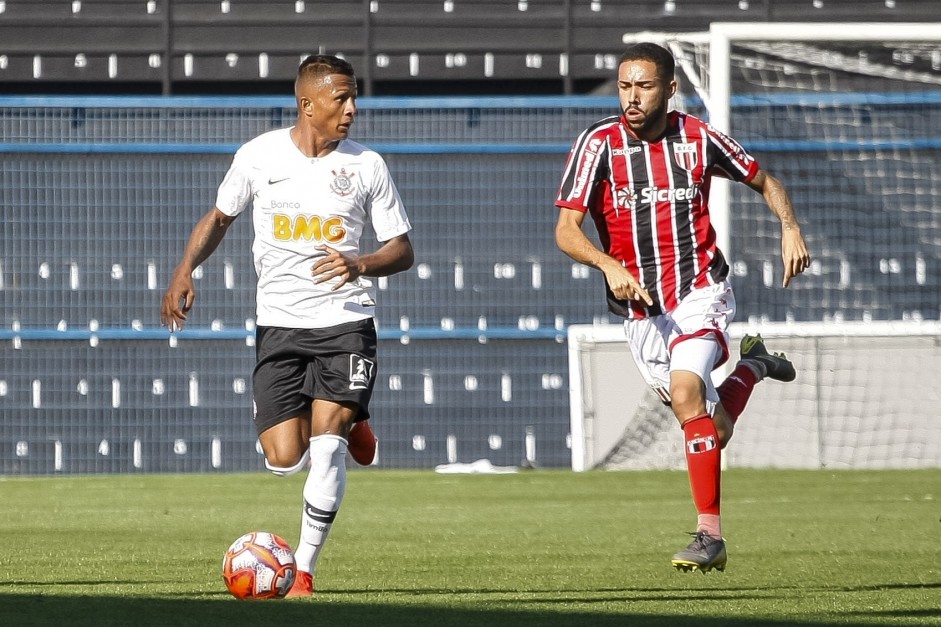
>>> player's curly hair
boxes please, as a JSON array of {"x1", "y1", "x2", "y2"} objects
[
  {"x1": 296, "y1": 54, "x2": 355, "y2": 82},
  {"x1": 619, "y1": 43, "x2": 675, "y2": 79}
]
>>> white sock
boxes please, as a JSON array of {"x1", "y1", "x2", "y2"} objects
[{"x1": 294, "y1": 434, "x2": 348, "y2": 575}]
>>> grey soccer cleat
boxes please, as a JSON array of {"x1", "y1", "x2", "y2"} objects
[
  {"x1": 671, "y1": 532, "x2": 728, "y2": 573},
  {"x1": 740, "y1": 334, "x2": 796, "y2": 382}
]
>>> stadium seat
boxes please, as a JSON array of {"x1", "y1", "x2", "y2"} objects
[
  {"x1": 766, "y1": 0, "x2": 939, "y2": 22},
  {"x1": 373, "y1": 336, "x2": 570, "y2": 467},
  {"x1": 0, "y1": 0, "x2": 937, "y2": 91},
  {"x1": 0, "y1": 0, "x2": 162, "y2": 82}
]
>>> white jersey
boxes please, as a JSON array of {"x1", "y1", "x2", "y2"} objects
[{"x1": 215, "y1": 128, "x2": 412, "y2": 328}]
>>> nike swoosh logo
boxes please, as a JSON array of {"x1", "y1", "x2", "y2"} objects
[{"x1": 268, "y1": 177, "x2": 290, "y2": 185}]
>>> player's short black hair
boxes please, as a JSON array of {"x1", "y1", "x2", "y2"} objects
[
  {"x1": 297, "y1": 54, "x2": 355, "y2": 82},
  {"x1": 619, "y1": 43, "x2": 675, "y2": 80}
]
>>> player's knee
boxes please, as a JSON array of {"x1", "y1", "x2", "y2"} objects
[
  {"x1": 264, "y1": 448, "x2": 310, "y2": 477},
  {"x1": 669, "y1": 383, "x2": 705, "y2": 420}
]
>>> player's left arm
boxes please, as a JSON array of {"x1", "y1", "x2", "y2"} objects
[
  {"x1": 744, "y1": 169, "x2": 811, "y2": 288},
  {"x1": 312, "y1": 233, "x2": 414, "y2": 290}
]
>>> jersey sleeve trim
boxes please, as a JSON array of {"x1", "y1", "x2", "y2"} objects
[
  {"x1": 555, "y1": 200, "x2": 589, "y2": 212},
  {"x1": 702, "y1": 121, "x2": 759, "y2": 183}
]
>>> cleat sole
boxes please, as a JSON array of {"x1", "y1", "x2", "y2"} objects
[{"x1": 671, "y1": 559, "x2": 726, "y2": 574}]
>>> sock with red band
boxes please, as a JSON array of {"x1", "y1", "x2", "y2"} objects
[
  {"x1": 682, "y1": 414, "x2": 722, "y2": 537},
  {"x1": 716, "y1": 362, "x2": 760, "y2": 424}
]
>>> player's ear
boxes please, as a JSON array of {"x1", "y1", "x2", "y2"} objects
[
  {"x1": 668, "y1": 80, "x2": 677, "y2": 98},
  {"x1": 299, "y1": 96, "x2": 313, "y2": 117}
]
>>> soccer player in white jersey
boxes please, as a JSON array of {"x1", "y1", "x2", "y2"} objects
[
  {"x1": 161, "y1": 55, "x2": 414, "y2": 597},
  {"x1": 555, "y1": 43, "x2": 810, "y2": 573}
]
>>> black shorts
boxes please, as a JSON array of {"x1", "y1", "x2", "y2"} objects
[{"x1": 252, "y1": 319, "x2": 377, "y2": 435}]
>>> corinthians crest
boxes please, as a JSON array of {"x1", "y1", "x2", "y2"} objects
[{"x1": 329, "y1": 168, "x2": 356, "y2": 197}]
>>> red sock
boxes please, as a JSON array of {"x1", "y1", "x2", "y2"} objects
[
  {"x1": 717, "y1": 363, "x2": 758, "y2": 424},
  {"x1": 682, "y1": 414, "x2": 721, "y2": 516}
]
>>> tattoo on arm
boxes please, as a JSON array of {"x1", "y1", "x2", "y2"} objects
[{"x1": 761, "y1": 173, "x2": 800, "y2": 231}]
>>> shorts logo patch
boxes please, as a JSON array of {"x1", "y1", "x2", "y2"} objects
[{"x1": 348, "y1": 354, "x2": 375, "y2": 390}]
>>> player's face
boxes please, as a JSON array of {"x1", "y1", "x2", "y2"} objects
[
  {"x1": 299, "y1": 73, "x2": 358, "y2": 142},
  {"x1": 617, "y1": 59, "x2": 676, "y2": 139}
]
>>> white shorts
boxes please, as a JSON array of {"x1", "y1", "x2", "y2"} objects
[{"x1": 624, "y1": 280, "x2": 736, "y2": 413}]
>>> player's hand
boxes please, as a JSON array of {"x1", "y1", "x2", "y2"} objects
[
  {"x1": 603, "y1": 263, "x2": 653, "y2": 306},
  {"x1": 311, "y1": 245, "x2": 361, "y2": 290},
  {"x1": 160, "y1": 272, "x2": 195, "y2": 332},
  {"x1": 781, "y1": 228, "x2": 811, "y2": 288}
]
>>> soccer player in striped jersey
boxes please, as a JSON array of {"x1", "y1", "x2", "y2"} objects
[
  {"x1": 161, "y1": 55, "x2": 414, "y2": 596},
  {"x1": 554, "y1": 43, "x2": 810, "y2": 573}
]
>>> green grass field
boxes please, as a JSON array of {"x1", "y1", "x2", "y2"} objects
[{"x1": 2, "y1": 469, "x2": 939, "y2": 626}]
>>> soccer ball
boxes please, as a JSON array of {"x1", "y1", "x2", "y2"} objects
[{"x1": 222, "y1": 531, "x2": 296, "y2": 600}]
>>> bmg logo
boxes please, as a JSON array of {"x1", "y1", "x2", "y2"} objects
[{"x1": 272, "y1": 214, "x2": 346, "y2": 243}]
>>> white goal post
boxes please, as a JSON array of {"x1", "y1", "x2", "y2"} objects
[
  {"x1": 576, "y1": 23, "x2": 941, "y2": 472},
  {"x1": 568, "y1": 321, "x2": 941, "y2": 471}
]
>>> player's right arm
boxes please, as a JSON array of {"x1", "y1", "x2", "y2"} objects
[
  {"x1": 161, "y1": 207, "x2": 238, "y2": 332},
  {"x1": 554, "y1": 207, "x2": 653, "y2": 306}
]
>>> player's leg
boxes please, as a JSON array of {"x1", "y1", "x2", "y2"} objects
[
  {"x1": 288, "y1": 320, "x2": 379, "y2": 597},
  {"x1": 715, "y1": 334, "x2": 796, "y2": 424},
  {"x1": 258, "y1": 417, "x2": 311, "y2": 475},
  {"x1": 669, "y1": 340, "x2": 725, "y2": 534},
  {"x1": 289, "y1": 399, "x2": 358, "y2": 598},
  {"x1": 250, "y1": 328, "x2": 319, "y2": 597},
  {"x1": 666, "y1": 283, "x2": 735, "y2": 573},
  {"x1": 252, "y1": 326, "x2": 314, "y2": 475},
  {"x1": 623, "y1": 315, "x2": 731, "y2": 446},
  {"x1": 624, "y1": 317, "x2": 726, "y2": 571},
  {"x1": 669, "y1": 342, "x2": 729, "y2": 573},
  {"x1": 344, "y1": 321, "x2": 379, "y2": 465},
  {"x1": 347, "y1": 419, "x2": 377, "y2": 465},
  {"x1": 625, "y1": 311, "x2": 728, "y2": 572}
]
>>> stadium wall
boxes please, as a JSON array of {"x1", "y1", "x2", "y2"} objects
[{"x1": 1, "y1": 94, "x2": 939, "y2": 474}]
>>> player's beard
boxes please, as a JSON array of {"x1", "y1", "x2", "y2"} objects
[{"x1": 622, "y1": 98, "x2": 668, "y2": 137}]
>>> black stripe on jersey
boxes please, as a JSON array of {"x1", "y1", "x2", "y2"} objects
[
  {"x1": 671, "y1": 120, "x2": 699, "y2": 297},
  {"x1": 625, "y1": 138, "x2": 664, "y2": 317},
  {"x1": 558, "y1": 115, "x2": 619, "y2": 204}
]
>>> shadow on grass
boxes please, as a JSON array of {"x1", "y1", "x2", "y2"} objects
[{"x1": 3, "y1": 592, "x2": 934, "y2": 627}]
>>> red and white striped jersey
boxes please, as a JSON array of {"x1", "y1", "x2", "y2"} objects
[{"x1": 556, "y1": 110, "x2": 759, "y2": 319}]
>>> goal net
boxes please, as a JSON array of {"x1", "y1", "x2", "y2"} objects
[
  {"x1": 571, "y1": 23, "x2": 941, "y2": 471},
  {"x1": 569, "y1": 321, "x2": 941, "y2": 471}
]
